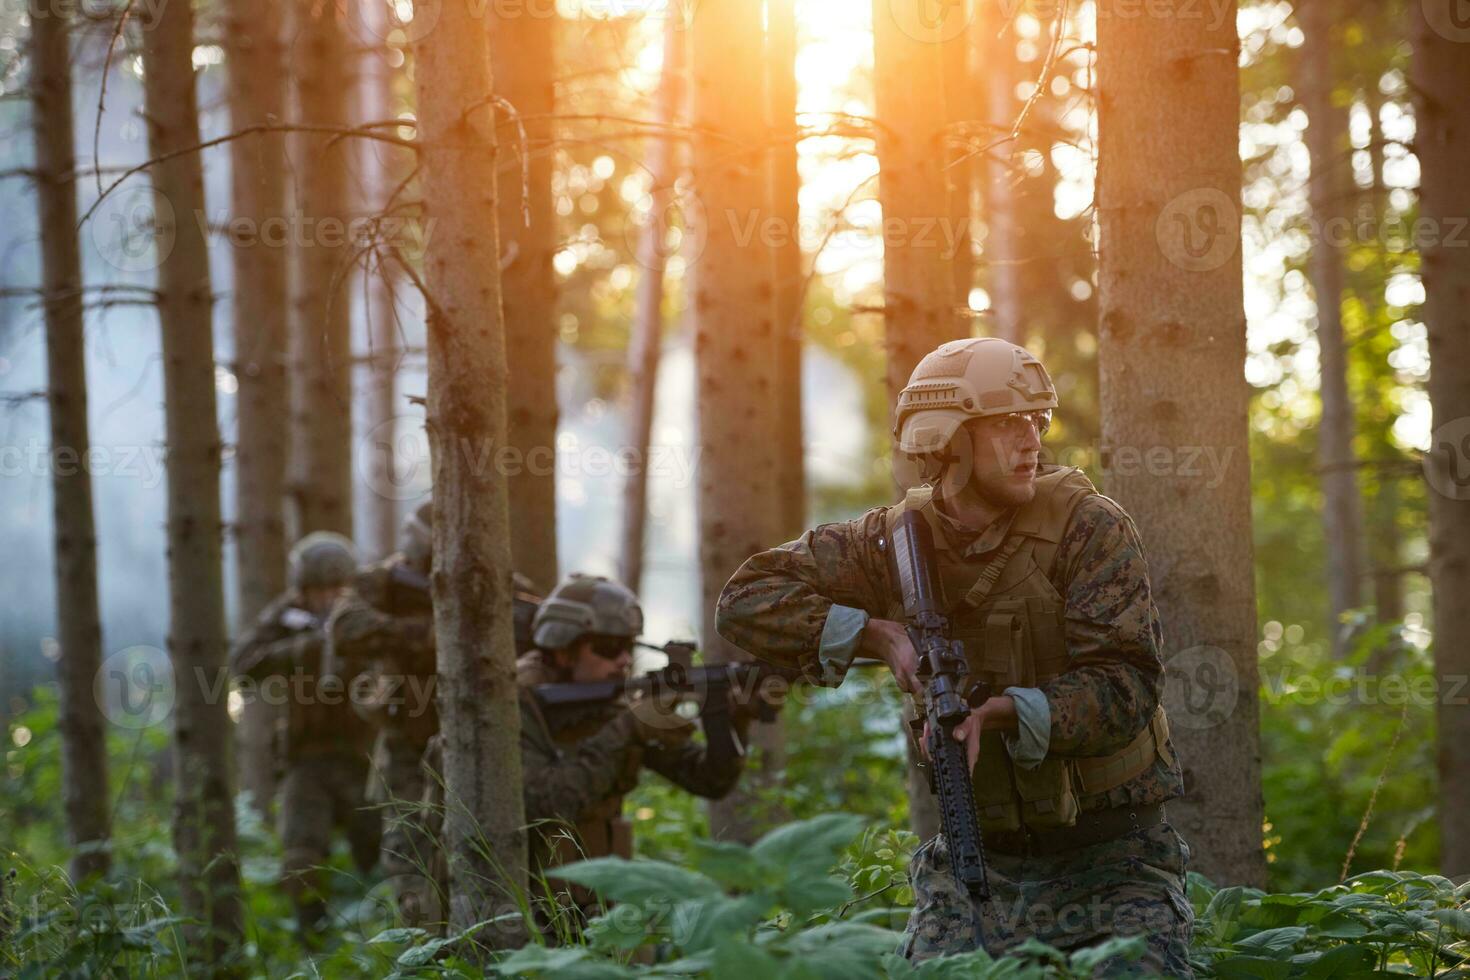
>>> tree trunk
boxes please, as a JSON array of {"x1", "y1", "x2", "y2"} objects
[
  {"x1": 354, "y1": 0, "x2": 403, "y2": 561},
  {"x1": 621, "y1": 14, "x2": 686, "y2": 593},
  {"x1": 872, "y1": 0, "x2": 967, "y2": 396},
  {"x1": 141, "y1": 0, "x2": 244, "y2": 956},
  {"x1": 1300, "y1": 0, "x2": 1364, "y2": 654},
  {"x1": 768, "y1": 0, "x2": 805, "y2": 544},
  {"x1": 492, "y1": 3, "x2": 559, "y2": 595},
  {"x1": 691, "y1": 0, "x2": 782, "y2": 842},
  {"x1": 287, "y1": 0, "x2": 354, "y2": 539},
  {"x1": 413, "y1": 0, "x2": 527, "y2": 939},
  {"x1": 977, "y1": 6, "x2": 1023, "y2": 344},
  {"x1": 31, "y1": 3, "x2": 111, "y2": 882},
  {"x1": 1411, "y1": 0, "x2": 1470, "y2": 880},
  {"x1": 1095, "y1": 0, "x2": 1267, "y2": 887},
  {"x1": 223, "y1": 0, "x2": 290, "y2": 819}
]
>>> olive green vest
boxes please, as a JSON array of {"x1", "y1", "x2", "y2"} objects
[{"x1": 884, "y1": 466, "x2": 1173, "y2": 833}]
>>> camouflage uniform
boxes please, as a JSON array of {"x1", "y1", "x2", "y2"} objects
[
  {"x1": 715, "y1": 465, "x2": 1194, "y2": 976},
  {"x1": 326, "y1": 556, "x2": 439, "y2": 920},
  {"x1": 230, "y1": 590, "x2": 379, "y2": 931}
]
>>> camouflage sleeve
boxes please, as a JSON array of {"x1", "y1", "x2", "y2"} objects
[
  {"x1": 327, "y1": 590, "x2": 433, "y2": 674},
  {"x1": 640, "y1": 735, "x2": 743, "y2": 800},
  {"x1": 520, "y1": 697, "x2": 644, "y2": 826},
  {"x1": 1041, "y1": 495, "x2": 1165, "y2": 758},
  {"x1": 229, "y1": 600, "x2": 316, "y2": 679},
  {"x1": 715, "y1": 508, "x2": 892, "y2": 677}
]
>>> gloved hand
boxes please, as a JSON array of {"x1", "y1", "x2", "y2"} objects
[{"x1": 625, "y1": 689, "x2": 696, "y2": 749}]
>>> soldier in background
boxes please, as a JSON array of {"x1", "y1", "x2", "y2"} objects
[{"x1": 230, "y1": 532, "x2": 379, "y2": 938}]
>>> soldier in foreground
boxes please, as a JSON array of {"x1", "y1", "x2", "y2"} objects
[
  {"x1": 229, "y1": 532, "x2": 379, "y2": 937},
  {"x1": 716, "y1": 338, "x2": 1193, "y2": 976}
]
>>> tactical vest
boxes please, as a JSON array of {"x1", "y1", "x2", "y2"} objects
[
  {"x1": 883, "y1": 466, "x2": 1173, "y2": 834},
  {"x1": 518, "y1": 653, "x2": 637, "y2": 874}
]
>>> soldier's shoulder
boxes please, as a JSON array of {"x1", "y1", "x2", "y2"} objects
[
  {"x1": 256, "y1": 590, "x2": 304, "y2": 625},
  {"x1": 1069, "y1": 492, "x2": 1134, "y2": 530},
  {"x1": 348, "y1": 556, "x2": 403, "y2": 606}
]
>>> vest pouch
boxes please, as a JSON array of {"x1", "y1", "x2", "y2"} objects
[
  {"x1": 1012, "y1": 755, "x2": 1080, "y2": 829},
  {"x1": 972, "y1": 731, "x2": 1022, "y2": 832}
]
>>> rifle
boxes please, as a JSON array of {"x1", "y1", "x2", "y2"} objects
[
  {"x1": 888, "y1": 508, "x2": 992, "y2": 900},
  {"x1": 387, "y1": 562, "x2": 541, "y2": 653}
]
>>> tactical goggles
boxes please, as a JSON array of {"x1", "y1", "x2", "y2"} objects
[
  {"x1": 588, "y1": 634, "x2": 636, "y2": 661},
  {"x1": 983, "y1": 409, "x2": 1052, "y2": 438}
]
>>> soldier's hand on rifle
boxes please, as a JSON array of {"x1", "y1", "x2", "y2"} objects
[
  {"x1": 626, "y1": 690, "x2": 695, "y2": 748},
  {"x1": 859, "y1": 618, "x2": 920, "y2": 695},
  {"x1": 949, "y1": 695, "x2": 1020, "y2": 770}
]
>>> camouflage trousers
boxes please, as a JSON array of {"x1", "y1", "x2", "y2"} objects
[
  {"x1": 278, "y1": 750, "x2": 380, "y2": 932},
  {"x1": 368, "y1": 726, "x2": 442, "y2": 926},
  {"x1": 899, "y1": 821, "x2": 1195, "y2": 977}
]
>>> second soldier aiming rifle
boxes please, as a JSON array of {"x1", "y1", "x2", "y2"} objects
[{"x1": 889, "y1": 507, "x2": 992, "y2": 901}]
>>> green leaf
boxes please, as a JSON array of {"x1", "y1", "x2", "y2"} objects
[
  {"x1": 753, "y1": 814, "x2": 866, "y2": 878},
  {"x1": 492, "y1": 944, "x2": 595, "y2": 975},
  {"x1": 1211, "y1": 955, "x2": 1293, "y2": 980},
  {"x1": 549, "y1": 856, "x2": 722, "y2": 905},
  {"x1": 690, "y1": 838, "x2": 770, "y2": 891},
  {"x1": 368, "y1": 927, "x2": 428, "y2": 945},
  {"x1": 675, "y1": 893, "x2": 773, "y2": 953},
  {"x1": 1427, "y1": 907, "x2": 1470, "y2": 938},
  {"x1": 1065, "y1": 935, "x2": 1146, "y2": 974},
  {"x1": 710, "y1": 935, "x2": 782, "y2": 980},
  {"x1": 396, "y1": 935, "x2": 453, "y2": 967},
  {"x1": 1234, "y1": 926, "x2": 1309, "y2": 956},
  {"x1": 778, "y1": 874, "x2": 853, "y2": 914},
  {"x1": 1299, "y1": 944, "x2": 1378, "y2": 978}
]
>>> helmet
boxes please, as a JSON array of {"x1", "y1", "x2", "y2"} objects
[
  {"x1": 288, "y1": 531, "x2": 358, "y2": 589},
  {"x1": 532, "y1": 574, "x2": 642, "y2": 651},
  {"x1": 400, "y1": 499, "x2": 433, "y2": 570},
  {"x1": 893, "y1": 338, "x2": 1058, "y2": 454}
]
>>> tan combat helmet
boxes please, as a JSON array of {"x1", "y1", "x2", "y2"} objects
[
  {"x1": 893, "y1": 337, "x2": 1058, "y2": 454},
  {"x1": 289, "y1": 531, "x2": 358, "y2": 589},
  {"x1": 532, "y1": 574, "x2": 643, "y2": 651}
]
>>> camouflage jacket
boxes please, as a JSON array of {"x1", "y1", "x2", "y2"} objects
[
  {"x1": 715, "y1": 480, "x2": 1184, "y2": 810},
  {"x1": 516, "y1": 651, "x2": 744, "y2": 868},
  {"x1": 230, "y1": 590, "x2": 369, "y2": 758},
  {"x1": 327, "y1": 556, "x2": 438, "y2": 742}
]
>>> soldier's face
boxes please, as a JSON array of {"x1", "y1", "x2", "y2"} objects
[
  {"x1": 568, "y1": 639, "x2": 632, "y2": 684},
  {"x1": 961, "y1": 412, "x2": 1043, "y2": 508},
  {"x1": 302, "y1": 585, "x2": 345, "y2": 618}
]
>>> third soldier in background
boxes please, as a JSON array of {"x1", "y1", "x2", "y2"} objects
[
  {"x1": 716, "y1": 338, "x2": 1193, "y2": 976},
  {"x1": 230, "y1": 532, "x2": 379, "y2": 939}
]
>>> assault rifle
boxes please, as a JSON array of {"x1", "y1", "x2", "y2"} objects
[
  {"x1": 533, "y1": 643, "x2": 884, "y2": 766},
  {"x1": 387, "y1": 562, "x2": 541, "y2": 654},
  {"x1": 889, "y1": 508, "x2": 992, "y2": 900}
]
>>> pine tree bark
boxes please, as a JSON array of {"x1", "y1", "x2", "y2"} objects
[
  {"x1": 769, "y1": 0, "x2": 805, "y2": 544},
  {"x1": 412, "y1": 0, "x2": 527, "y2": 938},
  {"x1": 31, "y1": 3, "x2": 111, "y2": 882},
  {"x1": 1095, "y1": 0, "x2": 1267, "y2": 886},
  {"x1": 354, "y1": 0, "x2": 403, "y2": 561},
  {"x1": 223, "y1": 0, "x2": 289, "y2": 818},
  {"x1": 141, "y1": 0, "x2": 244, "y2": 955},
  {"x1": 1411, "y1": 0, "x2": 1470, "y2": 880},
  {"x1": 492, "y1": 4, "x2": 559, "y2": 594},
  {"x1": 621, "y1": 14, "x2": 685, "y2": 593},
  {"x1": 287, "y1": 0, "x2": 354, "y2": 539},
  {"x1": 871, "y1": 0, "x2": 967, "y2": 396},
  {"x1": 1300, "y1": 0, "x2": 1364, "y2": 654},
  {"x1": 691, "y1": 0, "x2": 783, "y2": 842}
]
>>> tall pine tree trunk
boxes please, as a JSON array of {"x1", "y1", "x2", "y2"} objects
[
  {"x1": 492, "y1": 4, "x2": 559, "y2": 594},
  {"x1": 354, "y1": 0, "x2": 403, "y2": 561},
  {"x1": 288, "y1": 0, "x2": 354, "y2": 539},
  {"x1": 141, "y1": 0, "x2": 243, "y2": 955},
  {"x1": 691, "y1": 0, "x2": 782, "y2": 842},
  {"x1": 621, "y1": 14, "x2": 685, "y2": 593},
  {"x1": 977, "y1": 5, "x2": 1022, "y2": 344},
  {"x1": 1300, "y1": 0, "x2": 1364, "y2": 654},
  {"x1": 31, "y1": 3, "x2": 111, "y2": 882},
  {"x1": 1095, "y1": 0, "x2": 1267, "y2": 887},
  {"x1": 1412, "y1": 0, "x2": 1470, "y2": 879},
  {"x1": 223, "y1": 0, "x2": 289, "y2": 818},
  {"x1": 769, "y1": 0, "x2": 805, "y2": 544},
  {"x1": 413, "y1": 0, "x2": 527, "y2": 937},
  {"x1": 871, "y1": 0, "x2": 966, "y2": 397}
]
